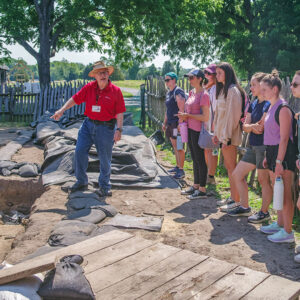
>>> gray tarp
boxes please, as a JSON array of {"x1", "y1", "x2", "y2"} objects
[
  {"x1": 40, "y1": 119, "x2": 179, "y2": 189},
  {"x1": 0, "y1": 130, "x2": 33, "y2": 160},
  {"x1": 103, "y1": 213, "x2": 163, "y2": 232},
  {"x1": 48, "y1": 220, "x2": 115, "y2": 247}
]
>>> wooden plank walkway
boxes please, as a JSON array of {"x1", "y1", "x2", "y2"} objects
[{"x1": 0, "y1": 230, "x2": 300, "y2": 299}]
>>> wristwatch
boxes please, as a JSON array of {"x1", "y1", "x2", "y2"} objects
[
  {"x1": 116, "y1": 127, "x2": 123, "y2": 133},
  {"x1": 276, "y1": 159, "x2": 282, "y2": 164}
]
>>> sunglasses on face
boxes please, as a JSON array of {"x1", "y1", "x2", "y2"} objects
[
  {"x1": 204, "y1": 71, "x2": 212, "y2": 75},
  {"x1": 165, "y1": 78, "x2": 172, "y2": 82},
  {"x1": 291, "y1": 82, "x2": 300, "y2": 88},
  {"x1": 188, "y1": 76, "x2": 195, "y2": 80}
]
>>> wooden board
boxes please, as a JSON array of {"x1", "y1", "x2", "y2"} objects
[
  {"x1": 192, "y1": 265, "x2": 269, "y2": 300},
  {"x1": 83, "y1": 236, "x2": 156, "y2": 274},
  {"x1": 140, "y1": 257, "x2": 237, "y2": 300},
  {"x1": 0, "y1": 230, "x2": 132, "y2": 285},
  {"x1": 87, "y1": 243, "x2": 181, "y2": 296},
  {"x1": 242, "y1": 275, "x2": 300, "y2": 300},
  {"x1": 104, "y1": 250, "x2": 207, "y2": 300}
]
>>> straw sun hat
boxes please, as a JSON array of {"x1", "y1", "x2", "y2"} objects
[{"x1": 88, "y1": 61, "x2": 114, "y2": 78}]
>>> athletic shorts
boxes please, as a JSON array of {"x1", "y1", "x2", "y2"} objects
[
  {"x1": 266, "y1": 140, "x2": 297, "y2": 172},
  {"x1": 241, "y1": 145, "x2": 266, "y2": 169},
  {"x1": 165, "y1": 122, "x2": 178, "y2": 139}
]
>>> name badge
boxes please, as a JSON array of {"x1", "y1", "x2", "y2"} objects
[{"x1": 92, "y1": 105, "x2": 101, "y2": 112}]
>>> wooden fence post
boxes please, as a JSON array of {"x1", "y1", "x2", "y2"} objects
[{"x1": 140, "y1": 84, "x2": 146, "y2": 129}]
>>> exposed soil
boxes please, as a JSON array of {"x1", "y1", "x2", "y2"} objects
[{"x1": 1, "y1": 127, "x2": 300, "y2": 282}]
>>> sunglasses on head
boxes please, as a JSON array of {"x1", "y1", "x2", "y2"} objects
[
  {"x1": 164, "y1": 78, "x2": 172, "y2": 82},
  {"x1": 291, "y1": 82, "x2": 300, "y2": 88}
]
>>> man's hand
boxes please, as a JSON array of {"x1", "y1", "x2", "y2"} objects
[
  {"x1": 51, "y1": 109, "x2": 64, "y2": 121},
  {"x1": 114, "y1": 130, "x2": 121, "y2": 143}
]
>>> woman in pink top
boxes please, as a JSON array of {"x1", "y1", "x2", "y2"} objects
[{"x1": 177, "y1": 69, "x2": 210, "y2": 200}]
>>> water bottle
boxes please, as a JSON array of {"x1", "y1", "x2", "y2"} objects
[{"x1": 273, "y1": 176, "x2": 284, "y2": 210}]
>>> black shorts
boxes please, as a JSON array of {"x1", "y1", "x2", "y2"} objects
[
  {"x1": 266, "y1": 140, "x2": 297, "y2": 172},
  {"x1": 165, "y1": 122, "x2": 178, "y2": 139}
]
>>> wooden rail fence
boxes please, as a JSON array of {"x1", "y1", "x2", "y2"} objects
[{"x1": 0, "y1": 81, "x2": 90, "y2": 122}]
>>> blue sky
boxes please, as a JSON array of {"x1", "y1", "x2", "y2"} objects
[{"x1": 7, "y1": 44, "x2": 195, "y2": 69}]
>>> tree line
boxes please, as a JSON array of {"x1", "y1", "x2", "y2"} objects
[
  {"x1": 0, "y1": 0, "x2": 298, "y2": 86},
  {"x1": 6, "y1": 59, "x2": 188, "y2": 82}
]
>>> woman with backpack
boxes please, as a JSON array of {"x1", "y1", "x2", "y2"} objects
[
  {"x1": 212, "y1": 62, "x2": 245, "y2": 212},
  {"x1": 260, "y1": 70, "x2": 297, "y2": 243},
  {"x1": 229, "y1": 72, "x2": 272, "y2": 221},
  {"x1": 177, "y1": 69, "x2": 210, "y2": 200},
  {"x1": 204, "y1": 64, "x2": 218, "y2": 185}
]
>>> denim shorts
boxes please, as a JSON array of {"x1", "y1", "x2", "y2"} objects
[{"x1": 241, "y1": 145, "x2": 266, "y2": 169}]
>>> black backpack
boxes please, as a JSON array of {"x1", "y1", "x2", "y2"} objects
[{"x1": 274, "y1": 103, "x2": 298, "y2": 155}]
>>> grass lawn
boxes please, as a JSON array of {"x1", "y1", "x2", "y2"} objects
[
  {"x1": 112, "y1": 80, "x2": 144, "y2": 89},
  {"x1": 122, "y1": 91, "x2": 134, "y2": 98}
]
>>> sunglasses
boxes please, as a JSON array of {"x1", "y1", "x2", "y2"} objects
[
  {"x1": 204, "y1": 70, "x2": 215, "y2": 75},
  {"x1": 188, "y1": 76, "x2": 195, "y2": 80},
  {"x1": 165, "y1": 78, "x2": 172, "y2": 82},
  {"x1": 291, "y1": 82, "x2": 300, "y2": 88}
]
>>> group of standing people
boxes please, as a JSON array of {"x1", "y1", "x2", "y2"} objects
[{"x1": 163, "y1": 63, "x2": 300, "y2": 251}]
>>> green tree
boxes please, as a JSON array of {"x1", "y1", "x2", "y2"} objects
[
  {"x1": 161, "y1": 61, "x2": 175, "y2": 76},
  {"x1": 0, "y1": 0, "x2": 196, "y2": 87},
  {"x1": 127, "y1": 61, "x2": 140, "y2": 80},
  {"x1": 110, "y1": 66, "x2": 125, "y2": 81}
]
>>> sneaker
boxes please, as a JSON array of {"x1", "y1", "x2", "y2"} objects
[
  {"x1": 228, "y1": 206, "x2": 252, "y2": 217},
  {"x1": 220, "y1": 201, "x2": 240, "y2": 212},
  {"x1": 187, "y1": 190, "x2": 207, "y2": 200},
  {"x1": 267, "y1": 228, "x2": 295, "y2": 243},
  {"x1": 69, "y1": 182, "x2": 88, "y2": 192},
  {"x1": 248, "y1": 210, "x2": 271, "y2": 224},
  {"x1": 260, "y1": 222, "x2": 282, "y2": 234},
  {"x1": 168, "y1": 166, "x2": 179, "y2": 173},
  {"x1": 294, "y1": 254, "x2": 300, "y2": 263},
  {"x1": 96, "y1": 187, "x2": 112, "y2": 197},
  {"x1": 181, "y1": 186, "x2": 196, "y2": 195},
  {"x1": 173, "y1": 169, "x2": 185, "y2": 179},
  {"x1": 207, "y1": 176, "x2": 216, "y2": 185},
  {"x1": 217, "y1": 197, "x2": 234, "y2": 207}
]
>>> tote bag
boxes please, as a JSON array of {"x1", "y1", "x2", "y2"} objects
[{"x1": 198, "y1": 101, "x2": 219, "y2": 149}]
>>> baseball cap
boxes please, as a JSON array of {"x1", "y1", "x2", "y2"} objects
[
  {"x1": 184, "y1": 68, "x2": 205, "y2": 78},
  {"x1": 204, "y1": 64, "x2": 216, "y2": 74},
  {"x1": 165, "y1": 72, "x2": 178, "y2": 81}
]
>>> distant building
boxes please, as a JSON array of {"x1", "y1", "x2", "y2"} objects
[{"x1": 0, "y1": 65, "x2": 9, "y2": 87}]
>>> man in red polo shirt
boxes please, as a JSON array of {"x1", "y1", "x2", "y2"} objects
[{"x1": 51, "y1": 61, "x2": 126, "y2": 196}]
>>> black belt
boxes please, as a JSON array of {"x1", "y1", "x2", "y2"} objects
[{"x1": 88, "y1": 117, "x2": 116, "y2": 128}]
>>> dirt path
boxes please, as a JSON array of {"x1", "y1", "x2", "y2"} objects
[{"x1": 1, "y1": 129, "x2": 300, "y2": 281}]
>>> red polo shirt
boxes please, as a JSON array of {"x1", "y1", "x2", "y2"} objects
[{"x1": 73, "y1": 80, "x2": 126, "y2": 121}]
